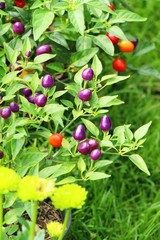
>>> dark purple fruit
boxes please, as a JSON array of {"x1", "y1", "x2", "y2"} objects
[
  {"x1": 22, "y1": 88, "x2": 32, "y2": 97},
  {"x1": 10, "y1": 62, "x2": 22, "y2": 71},
  {"x1": 42, "y1": 74, "x2": 54, "y2": 88},
  {"x1": 78, "y1": 141, "x2": 90, "y2": 155},
  {"x1": 73, "y1": 124, "x2": 86, "y2": 141},
  {"x1": 1, "y1": 108, "x2": 11, "y2": 119},
  {"x1": 90, "y1": 149, "x2": 101, "y2": 160},
  {"x1": 27, "y1": 95, "x2": 35, "y2": 104},
  {"x1": 34, "y1": 94, "x2": 47, "y2": 107},
  {"x1": 0, "y1": 2, "x2": 5, "y2": 10},
  {"x1": 10, "y1": 102, "x2": 19, "y2": 112},
  {"x1": 36, "y1": 44, "x2": 52, "y2": 55},
  {"x1": 86, "y1": 138, "x2": 98, "y2": 152},
  {"x1": 100, "y1": 115, "x2": 112, "y2": 131},
  {"x1": 130, "y1": 38, "x2": 139, "y2": 48},
  {"x1": 12, "y1": 21, "x2": 25, "y2": 35},
  {"x1": 25, "y1": 50, "x2": 31, "y2": 57},
  {"x1": 82, "y1": 68, "x2": 94, "y2": 80},
  {"x1": 78, "y1": 89, "x2": 92, "y2": 101},
  {"x1": 0, "y1": 150, "x2": 4, "y2": 159}
]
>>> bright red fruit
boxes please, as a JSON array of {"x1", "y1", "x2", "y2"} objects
[
  {"x1": 112, "y1": 58, "x2": 126, "y2": 72},
  {"x1": 15, "y1": 0, "x2": 25, "y2": 8},
  {"x1": 106, "y1": 33, "x2": 119, "y2": 45},
  {"x1": 49, "y1": 133, "x2": 64, "y2": 148},
  {"x1": 108, "y1": 4, "x2": 115, "y2": 11}
]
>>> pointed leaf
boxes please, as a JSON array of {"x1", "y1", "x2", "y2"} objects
[
  {"x1": 81, "y1": 118, "x2": 99, "y2": 137},
  {"x1": 32, "y1": 9, "x2": 54, "y2": 41},
  {"x1": 129, "y1": 154, "x2": 150, "y2": 176},
  {"x1": 134, "y1": 121, "x2": 152, "y2": 142},
  {"x1": 69, "y1": 5, "x2": 85, "y2": 35},
  {"x1": 93, "y1": 35, "x2": 114, "y2": 56}
]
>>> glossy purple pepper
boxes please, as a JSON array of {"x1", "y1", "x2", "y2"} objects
[
  {"x1": 10, "y1": 102, "x2": 19, "y2": 112},
  {"x1": 22, "y1": 88, "x2": 32, "y2": 97},
  {"x1": 0, "y1": 151, "x2": 4, "y2": 159},
  {"x1": 73, "y1": 124, "x2": 86, "y2": 141},
  {"x1": 130, "y1": 38, "x2": 139, "y2": 48},
  {"x1": 78, "y1": 141, "x2": 90, "y2": 155},
  {"x1": 25, "y1": 50, "x2": 31, "y2": 57},
  {"x1": 27, "y1": 95, "x2": 35, "y2": 104},
  {"x1": 42, "y1": 74, "x2": 54, "y2": 88},
  {"x1": 0, "y1": 2, "x2": 5, "y2": 10},
  {"x1": 36, "y1": 44, "x2": 52, "y2": 55},
  {"x1": 100, "y1": 115, "x2": 112, "y2": 131},
  {"x1": 1, "y1": 108, "x2": 11, "y2": 119},
  {"x1": 12, "y1": 21, "x2": 25, "y2": 35},
  {"x1": 82, "y1": 68, "x2": 94, "y2": 80},
  {"x1": 86, "y1": 138, "x2": 99, "y2": 152},
  {"x1": 34, "y1": 94, "x2": 47, "y2": 107},
  {"x1": 78, "y1": 89, "x2": 92, "y2": 101},
  {"x1": 90, "y1": 149, "x2": 101, "y2": 160}
]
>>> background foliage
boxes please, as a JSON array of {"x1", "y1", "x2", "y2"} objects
[{"x1": 66, "y1": 1, "x2": 160, "y2": 239}]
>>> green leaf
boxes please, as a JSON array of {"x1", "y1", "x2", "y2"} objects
[
  {"x1": 134, "y1": 121, "x2": 152, "y2": 142},
  {"x1": 53, "y1": 90, "x2": 67, "y2": 99},
  {"x1": 129, "y1": 154, "x2": 150, "y2": 176},
  {"x1": 32, "y1": 9, "x2": 54, "y2": 41},
  {"x1": 92, "y1": 160, "x2": 112, "y2": 171},
  {"x1": 78, "y1": 157, "x2": 86, "y2": 173},
  {"x1": 2, "y1": 72, "x2": 18, "y2": 85},
  {"x1": 69, "y1": 5, "x2": 85, "y2": 35},
  {"x1": 0, "y1": 23, "x2": 11, "y2": 37},
  {"x1": 15, "y1": 151, "x2": 48, "y2": 175},
  {"x1": 39, "y1": 165, "x2": 62, "y2": 178},
  {"x1": 47, "y1": 32, "x2": 69, "y2": 49},
  {"x1": 53, "y1": 1, "x2": 69, "y2": 11},
  {"x1": 110, "y1": 10, "x2": 147, "y2": 24},
  {"x1": 56, "y1": 176, "x2": 76, "y2": 185},
  {"x1": 91, "y1": 55, "x2": 102, "y2": 78},
  {"x1": 71, "y1": 47, "x2": 98, "y2": 67},
  {"x1": 22, "y1": 37, "x2": 31, "y2": 57},
  {"x1": 81, "y1": 118, "x2": 99, "y2": 137},
  {"x1": 4, "y1": 208, "x2": 24, "y2": 225},
  {"x1": 93, "y1": 35, "x2": 114, "y2": 56},
  {"x1": 51, "y1": 163, "x2": 76, "y2": 178},
  {"x1": 86, "y1": 171, "x2": 111, "y2": 180},
  {"x1": 97, "y1": 95, "x2": 120, "y2": 108},
  {"x1": 108, "y1": 26, "x2": 127, "y2": 40},
  {"x1": 6, "y1": 83, "x2": 25, "y2": 96},
  {"x1": 104, "y1": 75, "x2": 130, "y2": 86},
  {"x1": 11, "y1": 137, "x2": 25, "y2": 160},
  {"x1": 86, "y1": 1, "x2": 116, "y2": 14},
  {"x1": 34, "y1": 54, "x2": 56, "y2": 64},
  {"x1": 30, "y1": 0, "x2": 43, "y2": 9},
  {"x1": 100, "y1": 140, "x2": 114, "y2": 148},
  {"x1": 19, "y1": 96, "x2": 37, "y2": 116},
  {"x1": 76, "y1": 35, "x2": 92, "y2": 51},
  {"x1": 3, "y1": 43, "x2": 18, "y2": 65}
]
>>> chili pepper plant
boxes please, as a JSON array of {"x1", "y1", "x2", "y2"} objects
[{"x1": 0, "y1": 0, "x2": 151, "y2": 239}]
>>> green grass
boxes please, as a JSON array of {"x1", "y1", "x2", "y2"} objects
[{"x1": 66, "y1": 1, "x2": 160, "y2": 239}]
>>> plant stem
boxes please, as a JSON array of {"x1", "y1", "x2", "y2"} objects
[
  {"x1": 29, "y1": 201, "x2": 38, "y2": 240},
  {"x1": 0, "y1": 194, "x2": 3, "y2": 240},
  {"x1": 58, "y1": 209, "x2": 71, "y2": 240}
]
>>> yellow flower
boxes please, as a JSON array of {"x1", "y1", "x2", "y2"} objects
[
  {"x1": 51, "y1": 183, "x2": 87, "y2": 210},
  {"x1": 0, "y1": 166, "x2": 20, "y2": 194},
  {"x1": 47, "y1": 221, "x2": 63, "y2": 238},
  {"x1": 17, "y1": 176, "x2": 55, "y2": 201}
]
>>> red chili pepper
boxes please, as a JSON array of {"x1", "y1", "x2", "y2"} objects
[{"x1": 15, "y1": 0, "x2": 25, "y2": 8}]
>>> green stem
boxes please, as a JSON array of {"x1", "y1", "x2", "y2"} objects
[
  {"x1": 29, "y1": 201, "x2": 38, "y2": 240},
  {"x1": 60, "y1": 118, "x2": 77, "y2": 134},
  {"x1": 58, "y1": 209, "x2": 71, "y2": 240},
  {"x1": 0, "y1": 194, "x2": 3, "y2": 240}
]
